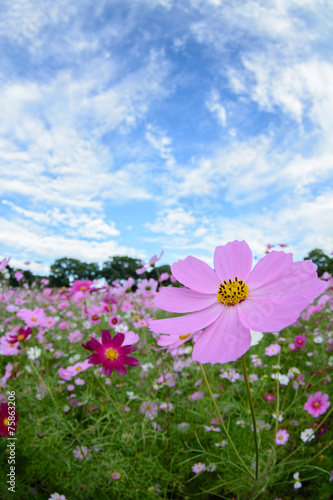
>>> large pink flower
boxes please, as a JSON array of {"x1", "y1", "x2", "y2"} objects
[
  {"x1": 304, "y1": 392, "x2": 331, "y2": 418},
  {"x1": 149, "y1": 240, "x2": 325, "y2": 364},
  {"x1": 83, "y1": 330, "x2": 139, "y2": 376}
]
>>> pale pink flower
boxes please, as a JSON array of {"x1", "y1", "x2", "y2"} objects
[
  {"x1": 0, "y1": 258, "x2": 10, "y2": 271},
  {"x1": 136, "y1": 251, "x2": 163, "y2": 274},
  {"x1": 189, "y1": 391, "x2": 204, "y2": 401},
  {"x1": 67, "y1": 330, "x2": 83, "y2": 343},
  {"x1": 265, "y1": 344, "x2": 281, "y2": 356},
  {"x1": 275, "y1": 429, "x2": 289, "y2": 445},
  {"x1": 149, "y1": 240, "x2": 325, "y2": 364},
  {"x1": 192, "y1": 462, "x2": 206, "y2": 474}
]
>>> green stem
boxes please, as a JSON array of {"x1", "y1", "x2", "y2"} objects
[
  {"x1": 241, "y1": 355, "x2": 259, "y2": 482},
  {"x1": 199, "y1": 362, "x2": 254, "y2": 478}
]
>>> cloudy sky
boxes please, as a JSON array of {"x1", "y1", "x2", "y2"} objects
[{"x1": 0, "y1": 0, "x2": 332, "y2": 275}]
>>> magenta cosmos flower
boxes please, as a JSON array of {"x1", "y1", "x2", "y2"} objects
[
  {"x1": 304, "y1": 392, "x2": 331, "y2": 418},
  {"x1": 149, "y1": 240, "x2": 325, "y2": 364},
  {"x1": 82, "y1": 330, "x2": 139, "y2": 376},
  {"x1": 0, "y1": 402, "x2": 18, "y2": 437}
]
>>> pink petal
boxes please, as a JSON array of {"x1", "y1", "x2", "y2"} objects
[
  {"x1": 192, "y1": 306, "x2": 251, "y2": 364},
  {"x1": 248, "y1": 251, "x2": 293, "y2": 290},
  {"x1": 88, "y1": 353, "x2": 104, "y2": 365},
  {"x1": 149, "y1": 302, "x2": 222, "y2": 334},
  {"x1": 171, "y1": 256, "x2": 220, "y2": 293},
  {"x1": 110, "y1": 332, "x2": 125, "y2": 347},
  {"x1": 101, "y1": 329, "x2": 112, "y2": 346},
  {"x1": 113, "y1": 361, "x2": 128, "y2": 376},
  {"x1": 118, "y1": 355, "x2": 139, "y2": 366},
  {"x1": 153, "y1": 287, "x2": 217, "y2": 313},
  {"x1": 214, "y1": 240, "x2": 252, "y2": 282},
  {"x1": 101, "y1": 361, "x2": 114, "y2": 376},
  {"x1": 84, "y1": 338, "x2": 103, "y2": 352},
  {"x1": 119, "y1": 345, "x2": 136, "y2": 355},
  {"x1": 249, "y1": 259, "x2": 326, "y2": 303},
  {"x1": 237, "y1": 296, "x2": 301, "y2": 332}
]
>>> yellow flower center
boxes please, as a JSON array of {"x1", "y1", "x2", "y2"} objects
[
  {"x1": 105, "y1": 348, "x2": 118, "y2": 360},
  {"x1": 314, "y1": 402, "x2": 320, "y2": 408},
  {"x1": 18, "y1": 334, "x2": 25, "y2": 340},
  {"x1": 31, "y1": 317, "x2": 37, "y2": 321},
  {"x1": 3, "y1": 418, "x2": 9, "y2": 426},
  {"x1": 81, "y1": 286, "x2": 87, "y2": 290},
  {"x1": 9, "y1": 343, "x2": 15, "y2": 348},
  {"x1": 217, "y1": 277, "x2": 249, "y2": 306},
  {"x1": 75, "y1": 366, "x2": 82, "y2": 372},
  {"x1": 179, "y1": 334, "x2": 190, "y2": 340}
]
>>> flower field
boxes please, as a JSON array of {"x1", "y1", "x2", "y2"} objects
[{"x1": 0, "y1": 246, "x2": 332, "y2": 500}]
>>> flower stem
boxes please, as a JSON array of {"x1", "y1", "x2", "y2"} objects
[
  {"x1": 199, "y1": 362, "x2": 254, "y2": 478},
  {"x1": 241, "y1": 355, "x2": 259, "y2": 482}
]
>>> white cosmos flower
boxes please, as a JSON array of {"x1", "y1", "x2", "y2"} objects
[
  {"x1": 300, "y1": 428, "x2": 315, "y2": 442},
  {"x1": 27, "y1": 347, "x2": 42, "y2": 360},
  {"x1": 293, "y1": 472, "x2": 302, "y2": 489}
]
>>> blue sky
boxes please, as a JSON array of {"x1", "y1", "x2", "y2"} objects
[{"x1": 0, "y1": 0, "x2": 332, "y2": 275}]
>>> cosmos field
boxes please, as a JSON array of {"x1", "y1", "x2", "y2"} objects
[{"x1": 0, "y1": 246, "x2": 332, "y2": 500}]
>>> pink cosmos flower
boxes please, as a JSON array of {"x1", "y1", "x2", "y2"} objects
[
  {"x1": 66, "y1": 359, "x2": 92, "y2": 377},
  {"x1": 71, "y1": 280, "x2": 93, "y2": 293},
  {"x1": 68, "y1": 330, "x2": 83, "y2": 343},
  {"x1": 14, "y1": 271, "x2": 24, "y2": 282},
  {"x1": 294, "y1": 335, "x2": 307, "y2": 348},
  {"x1": 304, "y1": 392, "x2": 331, "y2": 418},
  {"x1": 58, "y1": 367, "x2": 73, "y2": 381},
  {"x1": 0, "y1": 258, "x2": 10, "y2": 271},
  {"x1": 0, "y1": 336, "x2": 19, "y2": 356},
  {"x1": 140, "y1": 401, "x2": 158, "y2": 419},
  {"x1": 189, "y1": 391, "x2": 204, "y2": 401},
  {"x1": 192, "y1": 462, "x2": 206, "y2": 474},
  {"x1": 159, "y1": 272, "x2": 169, "y2": 282},
  {"x1": 82, "y1": 330, "x2": 139, "y2": 376},
  {"x1": 73, "y1": 445, "x2": 91, "y2": 461},
  {"x1": 136, "y1": 251, "x2": 163, "y2": 274},
  {"x1": 109, "y1": 315, "x2": 120, "y2": 327},
  {"x1": 149, "y1": 240, "x2": 325, "y2": 364},
  {"x1": 136, "y1": 278, "x2": 158, "y2": 295},
  {"x1": 265, "y1": 344, "x2": 281, "y2": 356},
  {"x1": 264, "y1": 394, "x2": 274, "y2": 402},
  {"x1": 17, "y1": 307, "x2": 47, "y2": 328},
  {"x1": 276, "y1": 429, "x2": 289, "y2": 445},
  {"x1": 157, "y1": 331, "x2": 199, "y2": 352}
]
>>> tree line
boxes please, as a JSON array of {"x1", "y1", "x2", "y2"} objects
[
  {"x1": 5, "y1": 256, "x2": 172, "y2": 288},
  {"x1": 3, "y1": 249, "x2": 333, "y2": 289}
]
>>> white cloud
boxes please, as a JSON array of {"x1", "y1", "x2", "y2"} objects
[
  {"x1": 205, "y1": 89, "x2": 227, "y2": 126},
  {"x1": 145, "y1": 124, "x2": 176, "y2": 167},
  {"x1": 2, "y1": 201, "x2": 120, "y2": 239},
  {"x1": 0, "y1": 217, "x2": 145, "y2": 264},
  {"x1": 146, "y1": 207, "x2": 196, "y2": 235}
]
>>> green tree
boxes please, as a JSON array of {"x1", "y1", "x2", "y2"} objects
[
  {"x1": 304, "y1": 249, "x2": 333, "y2": 277},
  {"x1": 49, "y1": 258, "x2": 100, "y2": 287},
  {"x1": 101, "y1": 256, "x2": 143, "y2": 285}
]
